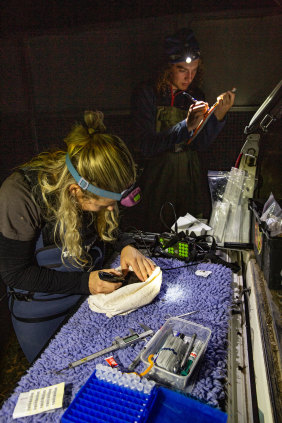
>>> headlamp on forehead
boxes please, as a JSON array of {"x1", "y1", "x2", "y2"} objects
[
  {"x1": 184, "y1": 45, "x2": 200, "y2": 63},
  {"x1": 165, "y1": 28, "x2": 200, "y2": 64},
  {"x1": 168, "y1": 45, "x2": 200, "y2": 64},
  {"x1": 65, "y1": 153, "x2": 141, "y2": 207}
]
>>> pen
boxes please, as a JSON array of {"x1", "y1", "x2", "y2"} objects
[
  {"x1": 185, "y1": 88, "x2": 236, "y2": 106},
  {"x1": 183, "y1": 92, "x2": 197, "y2": 104}
]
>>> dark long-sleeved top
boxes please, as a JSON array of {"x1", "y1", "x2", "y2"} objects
[
  {"x1": 130, "y1": 82, "x2": 225, "y2": 158},
  {"x1": 0, "y1": 171, "x2": 135, "y2": 295}
]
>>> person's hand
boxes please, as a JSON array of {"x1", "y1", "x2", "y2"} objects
[
  {"x1": 88, "y1": 268, "x2": 123, "y2": 295},
  {"x1": 214, "y1": 89, "x2": 236, "y2": 121},
  {"x1": 186, "y1": 101, "x2": 209, "y2": 131},
  {"x1": 120, "y1": 245, "x2": 156, "y2": 281}
]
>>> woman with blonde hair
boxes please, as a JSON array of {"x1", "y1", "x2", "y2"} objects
[{"x1": 0, "y1": 110, "x2": 155, "y2": 362}]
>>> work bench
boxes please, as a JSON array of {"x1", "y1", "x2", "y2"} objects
[{"x1": 0, "y1": 252, "x2": 280, "y2": 422}]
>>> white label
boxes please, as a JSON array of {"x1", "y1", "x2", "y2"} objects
[
  {"x1": 12, "y1": 382, "x2": 65, "y2": 419},
  {"x1": 195, "y1": 270, "x2": 212, "y2": 278}
]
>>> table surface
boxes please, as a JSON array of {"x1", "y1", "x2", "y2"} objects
[{"x1": 0, "y1": 256, "x2": 234, "y2": 423}]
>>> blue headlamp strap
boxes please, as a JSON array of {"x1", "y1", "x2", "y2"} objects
[{"x1": 65, "y1": 153, "x2": 122, "y2": 201}]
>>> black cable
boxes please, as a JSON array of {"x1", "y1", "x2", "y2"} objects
[
  {"x1": 122, "y1": 226, "x2": 154, "y2": 258},
  {"x1": 161, "y1": 262, "x2": 201, "y2": 271},
  {"x1": 121, "y1": 228, "x2": 237, "y2": 272},
  {"x1": 159, "y1": 202, "x2": 178, "y2": 233},
  {"x1": 121, "y1": 227, "x2": 201, "y2": 271},
  {"x1": 138, "y1": 231, "x2": 154, "y2": 258}
]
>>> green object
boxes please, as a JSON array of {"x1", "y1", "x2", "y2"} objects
[
  {"x1": 160, "y1": 238, "x2": 190, "y2": 259},
  {"x1": 181, "y1": 339, "x2": 203, "y2": 376},
  {"x1": 181, "y1": 359, "x2": 193, "y2": 376},
  {"x1": 156, "y1": 106, "x2": 187, "y2": 132}
]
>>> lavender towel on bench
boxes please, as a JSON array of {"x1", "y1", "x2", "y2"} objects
[{"x1": 0, "y1": 257, "x2": 233, "y2": 422}]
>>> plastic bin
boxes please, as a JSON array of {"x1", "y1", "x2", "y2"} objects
[
  {"x1": 249, "y1": 198, "x2": 282, "y2": 289},
  {"x1": 147, "y1": 386, "x2": 228, "y2": 423},
  {"x1": 61, "y1": 370, "x2": 157, "y2": 423},
  {"x1": 140, "y1": 317, "x2": 211, "y2": 390}
]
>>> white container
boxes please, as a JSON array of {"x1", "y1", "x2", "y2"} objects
[{"x1": 140, "y1": 317, "x2": 211, "y2": 390}]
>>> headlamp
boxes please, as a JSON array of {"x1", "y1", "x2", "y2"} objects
[
  {"x1": 168, "y1": 49, "x2": 200, "y2": 64},
  {"x1": 65, "y1": 154, "x2": 141, "y2": 207},
  {"x1": 165, "y1": 28, "x2": 200, "y2": 64},
  {"x1": 120, "y1": 185, "x2": 141, "y2": 207},
  {"x1": 184, "y1": 45, "x2": 200, "y2": 63}
]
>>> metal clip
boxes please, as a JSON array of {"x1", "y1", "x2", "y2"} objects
[
  {"x1": 78, "y1": 177, "x2": 89, "y2": 190},
  {"x1": 260, "y1": 114, "x2": 276, "y2": 132}
]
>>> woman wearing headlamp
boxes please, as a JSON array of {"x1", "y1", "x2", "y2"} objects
[
  {"x1": 0, "y1": 110, "x2": 155, "y2": 362},
  {"x1": 121, "y1": 28, "x2": 235, "y2": 233}
]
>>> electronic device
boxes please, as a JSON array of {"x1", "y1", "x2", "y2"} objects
[
  {"x1": 57, "y1": 324, "x2": 154, "y2": 372},
  {"x1": 157, "y1": 234, "x2": 190, "y2": 260},
  {"x1": 125, "y1": 231, "x2": 191, "y2": 260},
  {"x1": 124, "y1": 229, "x2": 240, "y2": 272}
]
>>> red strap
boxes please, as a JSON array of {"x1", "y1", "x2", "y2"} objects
[
  {"x1": 170, "y1": 85, "x2": 184, "y2": 107},
  {"x1": 234, "y1": 153, "x2": 243, "y2": 168},
  {"x1": 170, "y1": 86, "x2": 175, "y2": 106}
]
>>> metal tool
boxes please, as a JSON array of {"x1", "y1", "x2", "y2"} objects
[
  {"x1": 56, "y1": 323, "x2": 154, "y2": 373},
  {"x1": 164, "y1": 310, "x2": 199, "y2": 320},
  {"x1": 128, "y1": 346, "x2": 146, "y2": 371}
]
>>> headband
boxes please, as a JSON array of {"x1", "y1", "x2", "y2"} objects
[{"x1": 65, "y1": 153, "x2": 122, "y2": 201}]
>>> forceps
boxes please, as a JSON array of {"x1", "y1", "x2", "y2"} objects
[{"x1": 164, "y1": 310, "x2": 199, "y2": 320}]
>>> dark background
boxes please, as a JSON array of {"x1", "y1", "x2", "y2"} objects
[
  {"x1": 1, "y1": 1, "x2": 281, "y2": 212},
  {"x1": 1, "y1": 1, "x2": 281, "y2": 193},
  {"x1": 0, "y1": 0, "x2": 281, "y2": 213},
  {"x1": 1, "y1": 1, "x2": 280, "y2": 32}
]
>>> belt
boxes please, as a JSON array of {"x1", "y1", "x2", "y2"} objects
[
  {"x1": 7, "y1": 288, "x2": 74, "y2": 302},
  {"x1": 8, "y1": 289, "x2": 34, "y2": 302},
  {"x1": 7, "y1": 288, "x2": 82, "y2": 323}
]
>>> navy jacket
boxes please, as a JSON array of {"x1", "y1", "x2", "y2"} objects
[{"x1": 130, "y1": 82, "x2": 225, "y2": 158}]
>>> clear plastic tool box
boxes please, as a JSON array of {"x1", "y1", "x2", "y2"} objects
[{"x1": 140, "y1": 317, "x2": 211, "y2": 390}]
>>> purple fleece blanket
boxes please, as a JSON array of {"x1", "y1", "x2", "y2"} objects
[{"x1": 0, "y1": 257, "x2": 233, "y2": 422}]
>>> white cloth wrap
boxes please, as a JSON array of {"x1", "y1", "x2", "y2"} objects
[{"x1": 88, "y1": 266, "x2": 162, "y2": 318}]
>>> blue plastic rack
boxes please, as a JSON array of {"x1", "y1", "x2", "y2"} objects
[{"x1": 61, "y1": 371, "x2": 157, "y2": 423}]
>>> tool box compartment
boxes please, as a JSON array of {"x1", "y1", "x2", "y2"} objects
[
  {"x1": 249, "y1": 198, "x2": 282, "y2": 289},
  {"x1": 140, "y1": 317, "x2": 211, "y2": 391}
]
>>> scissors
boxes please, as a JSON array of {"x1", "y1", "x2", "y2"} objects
[{"x1": 164, "y1": 310, "x2": 199, "y2": 320}]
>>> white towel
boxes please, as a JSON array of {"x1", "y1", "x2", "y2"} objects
[{"x1": 88, "y1": 266, "x2": 162, "y2": 318}]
